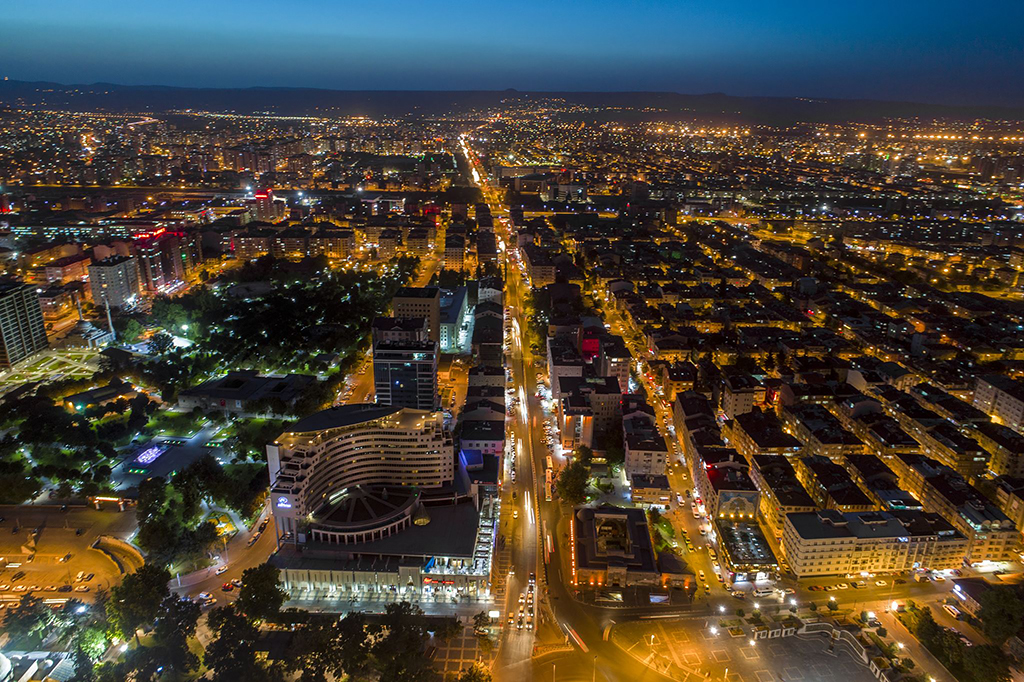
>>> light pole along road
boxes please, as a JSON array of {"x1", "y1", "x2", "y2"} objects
[{"x1": 460, "y1": 133, "x2": 675, "y2": 682}]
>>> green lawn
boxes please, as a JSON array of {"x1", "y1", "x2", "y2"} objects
[{"x1": 146, "y1": 410, "x2": 206, "y2": 438}]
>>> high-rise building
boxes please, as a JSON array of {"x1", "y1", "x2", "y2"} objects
[
  {"x1": 0, "y1": 282, "x2": 48, "y2": 368},
  {"x1": 88, "y1": 256, "x2": 141, "y2": 309},
  {"x1": 133, "y1": 233, "x2": 184, "y2": 294},
  {"x1": 372, "y1": 341, "x2": 439, "y2": 411},
  {"x1": 392, "y1": 286, "x2": 440, "y2": 345},
  {"x1": 252, "y1": 188, "x2": 285, "y2": 223}
]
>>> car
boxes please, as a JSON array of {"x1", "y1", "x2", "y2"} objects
[
  {"x1": 513, "y1": 509, "x2": 519, "y2": 520},
  {"x1": 75, "y1": 586, "x2": 90, "y2": 593},
  {"x1": 83, "y1": 573, "x2": 94, "y2": 582},
  {"x1": 198, "y1": 592, "x2": 213, "y2": 600},
  {"x1": 507, "y1": 613, "x2": 515, "y2": 625},
  {"x1": 0, "y1": 585, "x2": 8, "y2": 591},
  {"x1": 215, "y1": 565, "x2": 229, "y2": 575},
  {"x1": 27, "y1": 585, "x2": 40, "y2": 592},
  {"x1": 518, "y1": 594, "x2": 526, "y2": 604},
  {"x1": 875, "y1": 580, "x2": 887, "y2": 587},
  {"x1": 894, "y1": 578, "x2": 907, "y2": 585},
  {"x1": 202, "y1": 597, "x2": 217, "y2": 607},
  {"x1": 698, "y1": 570, "x2": 706, "y2": 582},
  {"x1": 529, "y1": 572, "x2": 536, "y2": 585},
  {"x1": 838, "y1": 583, "x2": 850, "y2": 590},
  {"x1": 517, "y1": 617, "x2": 524, "y2": 630},
  {"x1": 44, "y1": 585, "x2": 56, "y2": 592},
  {"x1": 932, "y1": 574, "x2": 946, "y2": 582},
  {"x1": 231, "y1": 578, "x2": 243, "y2": 588},
  {"x1": 824, "y1": 585, "x2": 837, "y2": 591},
  {"x1": 221, "y1": 583, "x2": 234, "y2": 592},
  {"x1": 75, "y1": 571, "x2": 85, "y2": 582},
  {"x1": 474, "y1": 626, "x2": 489, "y2": 636},
  {"x1": 731, "y1": 590, "x2": 745, "y2": 599},
  {"x1": 58, "y1": 585, "x2": 72, "y2": 593},
  {"x1": 13, "y1": 585, "x2": 25, "y2": 592},
  {"x1": 808, "y1": 585, "x2": 823, "y2": 592},
  {"x1": 258, "y1": 520, "x2": 269, "y2": 533},
  {"x1": 783, "y1": 588, "x2": 796, "y2": 594}
]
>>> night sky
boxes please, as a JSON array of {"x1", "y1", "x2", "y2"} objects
[{"x1": 5, "y1": 0, "x2": 1023, "y2": 106}]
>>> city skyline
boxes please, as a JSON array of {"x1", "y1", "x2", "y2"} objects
[{"x1": 4, "y1": 0, "x2": 1024, "y2": 107}]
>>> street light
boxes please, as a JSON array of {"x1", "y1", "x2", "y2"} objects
[
  {"x1": 709, "y1": 625, "x2": 718, "y2": 635},
  {"x1": 748, "y1": 639, "x2": 756, "y2": 646}
]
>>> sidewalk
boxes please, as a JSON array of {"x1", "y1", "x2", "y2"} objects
[
  {"x1": 881, "y1": 609, "x2": 956, "y2": 682},
  {"x1": 284, "y1": 592, "x2": 494, "y2": 618}
]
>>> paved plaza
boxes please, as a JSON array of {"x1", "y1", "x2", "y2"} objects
[
  {"x1": 430, "y1": 625, "x2": 496, "y2": 678},
  {"x1": 614, "y1": 619, "x2": 877, "y2": 682}
]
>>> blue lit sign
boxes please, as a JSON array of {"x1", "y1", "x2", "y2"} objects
[{"x1": 276, "y1": 496, "x2": 292, "y2": 509}]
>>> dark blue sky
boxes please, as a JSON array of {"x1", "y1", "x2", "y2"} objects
[{"x1": 5, "y1": 1, "x2": 1023, "y2": 106}]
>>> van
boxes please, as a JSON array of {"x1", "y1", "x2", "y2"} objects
[
  {"x1": 943, "y1": 604, "x2": 962, "y2": 620},
  {"x1": 753, "y1": 587, "x2": 774, "y2": 598}
]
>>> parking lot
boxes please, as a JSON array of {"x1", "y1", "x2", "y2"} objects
[{"x1": 0, "y1": 506, "x2": 135, "y2": 603}]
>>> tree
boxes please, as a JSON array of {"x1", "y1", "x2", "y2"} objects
[
  {"x1": 433, "y1": 616, "x2": 463, "y2": 641},
  {"x1": 336, "y1": 611, "x2": 371, "y2": 680},
  {"x1": 372, "y1": 602, "x2": 431, "y2": 682},
  {"x1": 3, "y1": 594, "x2": 53, "y2": 641},
  {"x1": 236, "y1": 563, "x2": 287, "y2": 622},
  {"x1": 457, "y1": 663, "x2": 493, "y2": 682},
  {"x1": 876, "y1": 626, "x2": 887, "y2": 638},
  {"x1": 286, "y1": 619, "x2": 343, "y2": 682},
  {"x1": 978, "y1": 587, "x2": 1024, "y2": 645},
  {"x1": 827, "y1": 600, "x2": 838, "y2": 612},
  {"x1": 914, "y1": 606, "x2": 941, "y2": 645},
  {"x1": 934, "y1": 627, "x2": 965, "y2": 667},
  {"x1": 76, "y1": 624, "x2": 109, "y2": 662},
  {"x1": 120, "y1": 318, "x2": 144, "y2": 344},
  {"x1": 962, "y1": 644, "x2": 1011, "y2": 682},
  {"x1": 152, "y1": 595, "x2": 201, "y2": 675},
  {"x1": 147, "y1": 332, "x2": 175, "y2": 355},
  {"x1": 106, "y1": 564, "x2": 171, "y2": 643},
  {"x1": 556, "y1": 460, "x2": 590, "y2": 506},
  {"x1": 205, "y1": 606, "x2": 277, "y2": 682},
  {"x1": 135, "y1": 476, "x2": 168, "y2": 521},
  {"x1": 472, "y1": 611, "x2": 490, "y2": 630},
  {"x1": 573, "y1": 445, "x2": 593, "y2": 466}
]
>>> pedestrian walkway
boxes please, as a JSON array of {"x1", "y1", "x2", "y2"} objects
[{"x1": 284, "y1": 592, "x2": 494, "y2": 618}]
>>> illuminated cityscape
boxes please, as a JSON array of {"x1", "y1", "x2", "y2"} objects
[{"x1": 2, "y1": 3, "x2": 1024, "y2": 682}]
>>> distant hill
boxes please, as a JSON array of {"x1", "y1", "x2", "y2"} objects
[{"x1": 2, "y1": 79, "x2": 1022, "y2": 125}]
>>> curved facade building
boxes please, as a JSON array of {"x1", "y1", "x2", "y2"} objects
[{"x1": 268, "y1": 404, "x2": 454, "y2": 541}]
